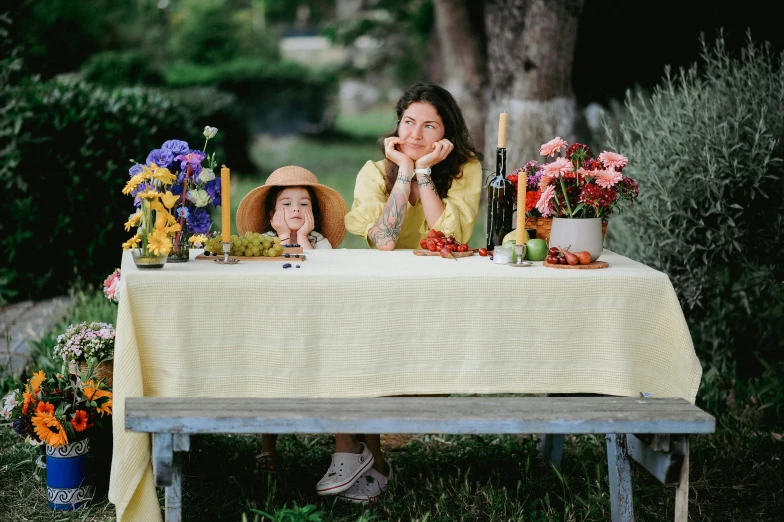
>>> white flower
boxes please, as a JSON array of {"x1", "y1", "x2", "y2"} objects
[
  {"x1": 203, "y1": 126, "x2": 218, "y2": 139},
  {"x1": 2, "y1": 392, "x2": 18, "y2": 420},
  {"x1": 198, "y1": 168, "x2": 215, "y2": 183},
  {"x1": 186, "y1": 189, "x2": 211, "y2": 207},
  {"x1": 27, "y1": 436, "x2": 44, "y2": 447}
]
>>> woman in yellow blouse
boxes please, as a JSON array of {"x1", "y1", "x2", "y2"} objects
[
  {"x1": 344, "y1": 83, "x2": 484, "y2": 250},
  {"x1": 322, "y1": 84, "x2": 483, "y2": 504}
]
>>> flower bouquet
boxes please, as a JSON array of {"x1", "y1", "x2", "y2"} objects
[
  {"x1": 122, "y1": 126, "x2": 222, "y2": 265},
  {"x1": 103, "y1": 269, "x2": 121, "y2": 304},
  {"x1": 54, "y1": 322, "x2": 115, "y2": 386}
]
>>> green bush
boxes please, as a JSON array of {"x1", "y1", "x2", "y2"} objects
[
  {"x1": 604, "y1": 35, "x2": 784, "y2": 375},
  {"x1": 81, "y1": 50, "x2": 164, "y2": 87},
  {"x1": 0, "y1": 79, "x2": 251, "y2": 302}
]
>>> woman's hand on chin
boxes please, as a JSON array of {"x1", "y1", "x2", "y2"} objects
[
  {"x1": 415, "y1": 139, "x2": 453, "y2": 169},
  {"x1": 384, "y1": 137, "x2": 414, "y2": 169}
]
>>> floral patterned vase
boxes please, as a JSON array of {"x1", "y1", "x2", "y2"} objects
[
  {"x1": 46, "y1": 439, "x2": 94, "y2": 510},
  {"x1": 548, "y1": 217, "x2": 604, "y2": 261}
]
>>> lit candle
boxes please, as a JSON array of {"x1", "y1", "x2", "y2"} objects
[
  {"x1": 221, "y1": 165, "x2": 230, "y2": 242},
  {"x1": 497, "y1": 112, "x2": 507, "y2": 149},
  {"x1": 517, "y1": 172, "x2": 527, "y2": 244}
]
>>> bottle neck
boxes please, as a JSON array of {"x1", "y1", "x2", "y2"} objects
[{"x1": 495, "y1": 148, "x2": 506, "y2": 178}]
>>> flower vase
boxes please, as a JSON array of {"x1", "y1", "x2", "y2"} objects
[
  {"x1": 167, "y1": 237, "x2": 190, "y2": 263},
  {"x1": 131, "y1": 249, "x2": 167, "y2": 269},
  {"x1": 548, "y1": 217, "x2": 604, "y2": 261},
  {"x1": 46, "y1": 439, "x2": 94, "y2": 510}
]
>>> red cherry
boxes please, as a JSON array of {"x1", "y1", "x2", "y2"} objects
[
  {"x1": 478, "y1": 248, "x2": 488, "y2": 256},
  {"x1": 420, "y1": 239, "x2": 428, "y2": 249}
]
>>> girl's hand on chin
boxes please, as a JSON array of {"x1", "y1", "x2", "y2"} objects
[{"x1": 384, "y1": 137, "x2": 414, "y2": 169}]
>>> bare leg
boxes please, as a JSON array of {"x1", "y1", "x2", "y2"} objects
[
  {"x1": 261, "y1": 434, "x2": 278, "y2": 454},
  {"x1": 364, "y1": 434, "x2": 389, "y2": 475},
  {"x1": 335, "y1": 434, "x2": 363, "y2": 453}
]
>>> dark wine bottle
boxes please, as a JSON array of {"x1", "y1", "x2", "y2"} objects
[{"x1": 485, "y1": 147, "x2": 515, "y2": 251}]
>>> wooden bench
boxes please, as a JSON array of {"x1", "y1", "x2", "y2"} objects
[{"x1": 125, "y1": 396, "x2": 715, "y2": 522}]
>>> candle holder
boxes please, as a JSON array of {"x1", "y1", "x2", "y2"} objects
[
  {"x1": 511, "y1": 244, "x2": 533, "y2": 267},
  {"x1": 214, "y1": 241, "x2": 239, "y2": 264}
]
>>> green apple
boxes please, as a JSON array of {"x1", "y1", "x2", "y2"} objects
[
  {"x1": 502, "y1": 229, "x2": 529, "y2": 246},
  {"x1": 525, "y1": 238, "x2": 548, "y2": 261}
]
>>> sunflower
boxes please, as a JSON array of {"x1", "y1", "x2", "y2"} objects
[
  {"x1": 70, "y1": 410, "x2": 90, "y2": 432},
  {"x1": 147, "y1": 229, "x2": 172, "y2": 256},
  {"x1": 124, "y1": 212, "x2": 141, "y2": 231},
  {"x1": 32, "y1": 413, "x2": 68, "y2": 447},
  {"x1": 36, "y1": 401, "x2": 55, "y2": 415},
  {"x1": 30, "y1": 370, "x2": 46, "y2": 394},
  {"x1": 83, "y1": 381, "x2": 113, "y2": 416},
  {"x1": 122, "y1": 234, "x2": 141, "y2": 250}
]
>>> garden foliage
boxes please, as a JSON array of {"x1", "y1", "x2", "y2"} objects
[{"x1": 605, "y1": 35, "x2": 784, "y2": 374}]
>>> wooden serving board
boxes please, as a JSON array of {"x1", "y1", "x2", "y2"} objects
[
  {"x1": 413, "y1": 249, "x2": 476, "y2": 258},
  {"x1": 543, "y1": 260, "x2": 608, "y2": 269},
  {"x1": 195, "y1": 253, "x2": 306, "y2": 262}
]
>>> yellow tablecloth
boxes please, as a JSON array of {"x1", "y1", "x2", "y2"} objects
[{"x1": 109, "y1": 249, "x2": 701, "y2": 522}]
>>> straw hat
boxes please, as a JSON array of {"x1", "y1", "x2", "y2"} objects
[{"x1": 236, "y1": 166, "x2": 348, "y2": 247}]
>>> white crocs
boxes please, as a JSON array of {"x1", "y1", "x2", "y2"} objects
[
  {"x1": 338, "y1": 461, "x2": 392, "y2": 504},
  {"x1": 315, "y1": 442, "x2": 374, "y2": 496}
]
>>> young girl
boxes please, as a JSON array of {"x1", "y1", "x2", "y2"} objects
[
  {"x1": 236, "y1": 165, "x2": 347, "y2": 251},
  {"x1": 235, "y1": 165, "x2": 348, "y2": 473}
]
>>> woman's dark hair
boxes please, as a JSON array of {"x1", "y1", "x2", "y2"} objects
[
  {"x1": 382, "y1": 83, "x2": 483, "y2": 198},
  {"x1": 263, "y1": 185, "x2": 323, "y2": 234}
]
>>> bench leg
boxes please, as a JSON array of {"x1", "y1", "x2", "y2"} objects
[
  {"x1": 153, "y1": 434, "x2": 190, "y2": 522},
  {"x1": 674, "y1": 436, "x2": 690, "y2": 522},
  {"x1": 165, "y1": 453, "x2": 183, "y2": 522},
  {"x1": 537, "y1": 434, "x2": 565, "y2": 469},
  {"x1": 606, "y1": 434, "x2": 635, "y2": 522}
]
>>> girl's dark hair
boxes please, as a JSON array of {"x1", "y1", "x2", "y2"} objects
[
  {"x1": 263, "y1": 185, "x2": 323, "y2": 234},
  {"x1": 382, "y1": 83, "x2": 483, "y2": 198}
]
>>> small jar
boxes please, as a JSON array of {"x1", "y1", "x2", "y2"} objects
[{"x1": 493, "y1": 245, "x2": 513, "y2": 264}]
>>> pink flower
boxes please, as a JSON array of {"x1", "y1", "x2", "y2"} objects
[
  {"x1": 597, "y1": 151, "x2": 628, "y2": 171},
  {"x1": 594, "y1": 169, "x2": 623, "y2": 189},
  {"x1": 536, "y1": 185, "x2": 556, "y2": 217},
  {"x1": 542, "y1": 157, "x2": 573, "y2": 179},
  {"x1": 103, "y1": 269, "x2": 121, "y2": 304},
  {"x1": 539, "y1": 137, "x2": 568, "y2": 157}
]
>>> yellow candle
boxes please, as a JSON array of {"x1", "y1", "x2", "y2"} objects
[
  {"x1": 517, "y1": 173, "x2": 527, "y2": 244},
  {"x1": 497, "y1": 112, "x2": 508, "y2": 148},
  {"x1": 221, "y1": 165, "x2": 230, "y2": 242}
]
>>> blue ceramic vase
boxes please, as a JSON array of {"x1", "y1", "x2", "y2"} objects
[{"x1": 46, "y1": 439, "x2": 94, "y2": 510}]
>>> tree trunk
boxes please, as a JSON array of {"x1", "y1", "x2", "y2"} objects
[
  {"x1": 432, "y1": 0, "x2": 487, "y2": 149},
  {"x1": 484, "y1": 0, "x2": 584, "y2": 167}
]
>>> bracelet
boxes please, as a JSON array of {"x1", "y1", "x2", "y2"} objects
[{"x1": 279, "y1": 236, "x2": 290, "y2": 242}]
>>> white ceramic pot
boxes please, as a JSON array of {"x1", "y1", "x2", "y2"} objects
[{"x1": 548, "y1": 217, "x2": 603, "y2": 261}]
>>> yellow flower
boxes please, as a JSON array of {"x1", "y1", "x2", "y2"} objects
[
  {"x1": 188, "y1": 234, "x2": 209, "y2": 245},
  {"x1": 122, "y1": 174, "x2": 145, "y2": 195},
  {"x1": 122, "y1": 234, "x2": 141, "y2": 250},
  {"x1": 155, "y1": 212, "x2": 167, "y2": 229},
  {"x1": 32, "y1": 413, "x2": 69, "y2": 447},
  {"x1": 160, "y1": 191, "x2": 180, "y2": 209},
  {"x1": 151, "y1": 166, "x2": 176, "y2": 185},
  {"x1": 124, "y1": 212, "x2": 141, "y2": 231},
  {"x1": 137, "y1": 190, "x2": 160, "y2": 200},
  {"x1": 163, "y1": 223, "x2": 181, "y2": 234},
  {"x1": 83, "y1": 381, "x2": 113, "y2": 416},
  {"x1": 150, "y1": 199, "x2": 166, "y2": 213},
  {"x1": 148, "y1": 229, "x2": 172, "y2": 256},
  {"x1": 30, "y1": 370, "x2": 46, "y2": 395}
]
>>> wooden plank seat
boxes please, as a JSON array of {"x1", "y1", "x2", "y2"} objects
[{"x1": 125, "y1": 396, "x2": 715, "y2": 522}]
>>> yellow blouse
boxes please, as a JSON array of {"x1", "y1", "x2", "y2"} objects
[{"x1": 344, "y1": 158, "x2": 483, "y2": 248}]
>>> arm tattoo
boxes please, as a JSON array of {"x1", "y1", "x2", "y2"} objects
[
  {"x1": 368, "y1": 190, "x2": 407, "y2": 248},
  {"x1": 396, "y1": 174, "x2": 411, "y2": 184},
  {"x1": 417, "y1": 175, "x2": 434, "y2": 189}
]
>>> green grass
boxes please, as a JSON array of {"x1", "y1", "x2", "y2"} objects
[{"x1": 213, "y1": 109, "x2": 488, "y2": 250}]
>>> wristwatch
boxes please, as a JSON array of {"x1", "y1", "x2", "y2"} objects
[{"x1": 413, "y1": 167, "x2": 431, "y2": 175}]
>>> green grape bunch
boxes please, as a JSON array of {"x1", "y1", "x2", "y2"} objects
[{"x1": 205, "y1": 232, "x2": 284, "y2": 257}]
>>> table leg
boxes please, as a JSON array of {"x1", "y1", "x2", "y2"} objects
[
  {"x1": 674, "y1": 436, "x2": 690, "y2": 522},
  {"x1": 165, "y1": 453, "x2": 183, "y2": 522},
  {"x1": 537, "y1": 434, "x2": 564, "y2": 469},
  {"x1": 606, "y1": 433, "x2": 635, "y2": 522}
]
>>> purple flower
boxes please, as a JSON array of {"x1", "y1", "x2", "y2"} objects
[
  {"x1": 187, "y1": 208, "x2": 211, "y2": 234},
  {"x1": 170, "y1": 183, "x2": 184, "y2": 197},
  {"x1": 175, "y1": 150, "x2": 205, "y2": 178},
  {"x1": 162, "y1": 140, "x2": 190, "y2": 156},
  {"x1": 146, "y1": 148, "x2": 174, "y2": 168},
  {"x1": 204, "y1": 179, "x2": 221, "y2": 207},
  {"x1": 527, "y1": 169, "x2": 543, "y2": 190},
  {"x1": 129, "y1": 163, "x2": 144, "y2": 177}
]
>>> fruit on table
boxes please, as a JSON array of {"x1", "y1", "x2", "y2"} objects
[
  {"x1": 525, "y1": 238, "x2": 548, "y2": 261},
  {"x1": 502, "y1": 229, "x2": 529, "y2": 246},
  {"x1": 478, "y1": 247, "x2": 488, "y2": 256},
  {"x1": 206, "y1": 232, "x2": 283, "y2": 257},
  {"x1": 439, "y1": 246, "x2": 456, "y2": 260},
  {"x1": 545, "y1": 247, "x2": 594, "y2": 265},
  {"x1": 423, "y1": 229, "x2": 470, "y2": 257},
  {"x1": 574, "y1": 251, "x2": 592, "y2": 265},
  {"x1": 563, "y1": 250, "x2": 579, "y2": 265}
]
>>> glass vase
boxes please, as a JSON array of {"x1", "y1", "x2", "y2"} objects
[
  {"x1": 167, "y1": 237, "x2": 190, "y2": 263},
  {"x1": 131, "y1": 249, "x2": 167, "y2": 269}
]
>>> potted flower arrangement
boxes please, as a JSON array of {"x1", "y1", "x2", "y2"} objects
[
  {"x1": 54, "y1": 322, "x2": 115, "y2": 387},
  {"x1": 514, "y1": 138, "x2": 639, "y2": 259},
  {"x1": 123, "y1": 126, "x2": 223, "y2": 264},
  {"x1": 2, "y1": 368, "x2": 112, "y2": 510}
]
